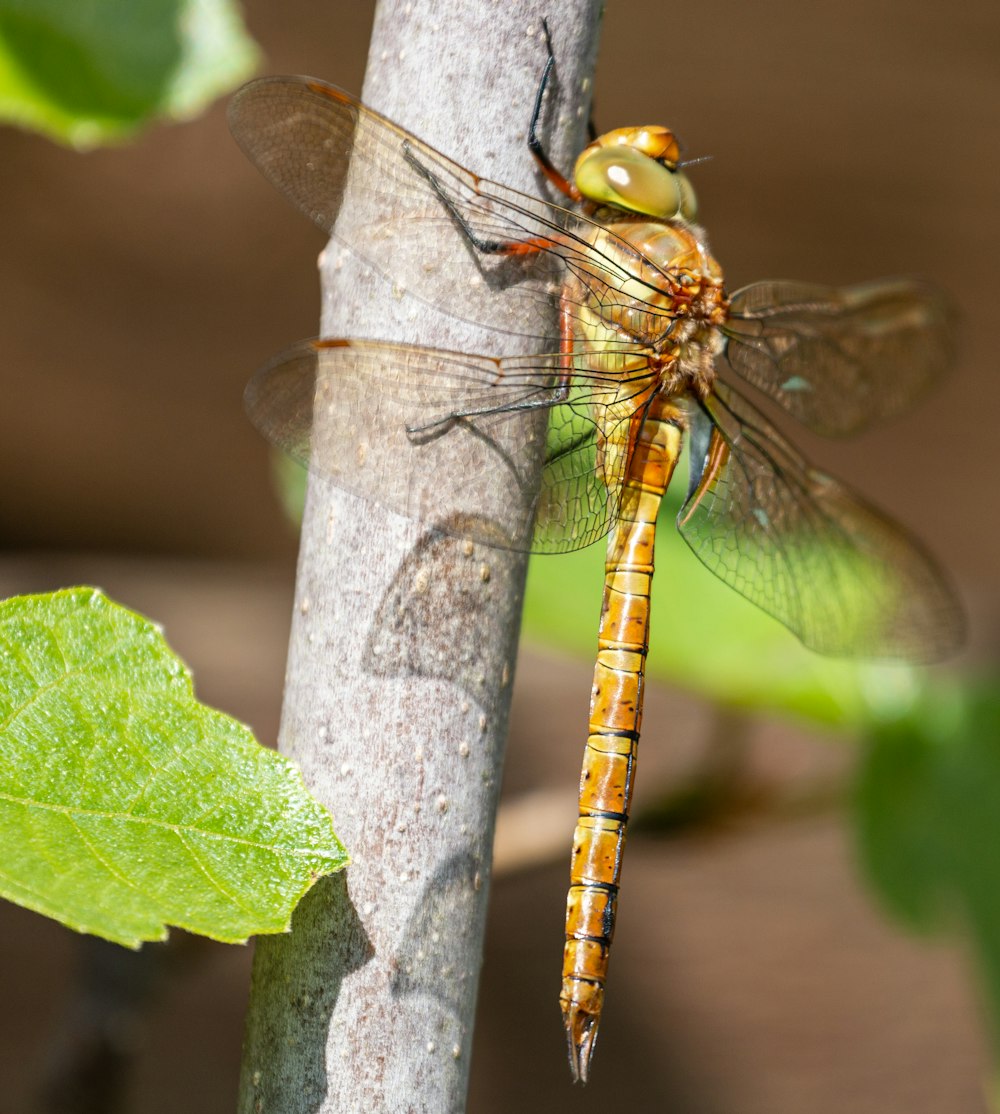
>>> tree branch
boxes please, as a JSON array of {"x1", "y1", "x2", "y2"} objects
[{"x1": 238, "y1": 3, "x2": 602, "y2": 1110}]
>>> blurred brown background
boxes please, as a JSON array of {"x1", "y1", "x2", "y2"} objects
[{"x1": 1, "y1": 0, "x2": 998, "y2": 1111}]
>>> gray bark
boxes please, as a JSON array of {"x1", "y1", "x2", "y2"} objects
[{"x1": 237, "y1": 3, "x2": 602, "y2": 1112}]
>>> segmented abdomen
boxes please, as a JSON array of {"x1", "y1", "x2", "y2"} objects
[{"x1": 560, "y1": 394, "x2": 684, "y2": 1082}]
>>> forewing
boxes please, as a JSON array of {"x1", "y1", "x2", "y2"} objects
[
  {"x1": 229, "y1": 76, "x2": 661, "y2": 342},
  {"x1": 722, "y1": 279, "x2": 955, "y2": 436},
  {"x1": 245, "y1": 339, "x2": 652, "y2": 553},
  {"x1": 677, "y1": 382, "x2": 963, "y2": 661}
]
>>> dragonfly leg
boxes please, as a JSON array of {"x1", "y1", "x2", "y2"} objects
[
  {"x1": 527, "y1": 19, "x2": 583, "y2": 203},
  {"x1": 402, "y1": 142, "x2": 565, "y2": 257},
  {"x1": 404, "y1": 390, "x2": 567, "y2": 437},
  {"x1": 401, "y1": 275, "x2": 576, "y2": 440}
]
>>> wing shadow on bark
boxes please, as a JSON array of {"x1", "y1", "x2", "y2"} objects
[
  {"x1": 363, "y1": 520, "x2": 527, "y2": 719},
  {"x1": 389, "y1": 850, "x2": 486, "y2": 1014}
]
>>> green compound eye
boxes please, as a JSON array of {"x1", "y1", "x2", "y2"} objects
[{"x1": 574, "y1": 145, "x2": 697, "y2": 221}]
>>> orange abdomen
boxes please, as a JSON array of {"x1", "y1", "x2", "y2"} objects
[{"x1": 560, "y1": 395, "x2": 683, "y2": 1081}]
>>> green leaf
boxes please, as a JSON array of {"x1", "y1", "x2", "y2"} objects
[
  {"x1": 522, "y1": 485, "x2": 921, "y2": 731},
  {"x1": 0, "y1": 588, "x2": 347, "y2": 946},
  {"x1": 0, "y1": 0, "x2": 259, "y2": 147},
  {"x1": 854, "y1": 682, "x2": 1000, "y2": 1056}
]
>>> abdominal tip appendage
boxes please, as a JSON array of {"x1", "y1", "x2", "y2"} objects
[{"x1": 563, "y1": 1002, "x2": 600, "y2": 1084}]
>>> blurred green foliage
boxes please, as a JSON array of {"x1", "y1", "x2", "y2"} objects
[
  {"x1": 0, "y1": 0, "x2": 258, "y2": 146},
  {"x1": 856, "y1": 681, "x2": 1000, "y2": 1059}
]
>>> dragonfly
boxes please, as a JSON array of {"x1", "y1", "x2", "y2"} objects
[{"x1": 229, "y1": 35, "x2": 963, "y2": 1083}]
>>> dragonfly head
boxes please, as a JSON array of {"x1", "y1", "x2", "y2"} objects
[{"x1": 574, "y1": 126, "x2": 698, "y2": 221}]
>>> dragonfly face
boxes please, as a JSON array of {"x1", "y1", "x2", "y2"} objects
[
  {"x1": 230, "y1": 42, "x2": 963, "y2": 1085},
  {"x1": 573, "y1": 125, "x2": 698, "y2": 221}
]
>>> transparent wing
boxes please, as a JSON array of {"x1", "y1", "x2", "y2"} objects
[
  {"x1": 721, "y1": 279, "x2": 955, "y2": 436},
  {"x1": 245, "y1": 339, "x2": 658, "y2": 554},
  {"x1": 229, "y1": 76, "x2": 672, "y2": 343},
  {"x1": 677, "y1": 382, "x2": 964, "y2": 661}
]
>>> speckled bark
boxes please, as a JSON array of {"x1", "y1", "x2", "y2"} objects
[{"x1": 237, "y1": 3, "x2": 602, "y2": 1112}]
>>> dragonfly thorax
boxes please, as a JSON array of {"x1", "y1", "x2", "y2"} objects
[{"x1": 572, "y1": 216, "x2": 727, "y2": 398}]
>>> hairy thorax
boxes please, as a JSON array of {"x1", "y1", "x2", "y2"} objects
[{"x1": 572, "y1": 217, "x2": 729, "y2": 404}]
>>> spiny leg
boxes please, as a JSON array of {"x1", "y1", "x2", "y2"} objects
[{"x1": 528, "y1": 19, "x2": 583, "y2": 202}]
